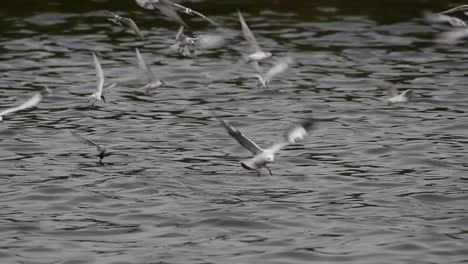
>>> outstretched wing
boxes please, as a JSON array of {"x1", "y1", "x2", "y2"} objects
[
  {"x1": 0, "y1": 92, "x2": 43, "y2": 117},
  {"x1": 122, "y1": 17, "x2": 144, "y2": 40},
  {"x1": 437, "y1": 5, "x2": 468, "y2": 15},
  {"x1": 69, "y1": 130, "x2": 99, "y2": 148},
  {"x1": 219, "y1": 119, "x2": 263, "y2": 155},
  {"x1": 238, "y1": 10, "x2": 260, "y2": 52},
  {"x1": 92, "y1": 52, "x2": 104, "y2": 96},
  {"x1": 154, "y1": 0, "x2": 189, "y2": 28},
  {"x1": 264, "y1": 57, "x2": 293, "y2": 84},
  {"x1": 135, "y1": 48, "x2": 157, "y2": 83},
  {"x1": 377, "y1": 81, "x2": 399, "y2": 97},
  {"x1": 171, "y1": 3, "x2": 220, "y2": 27},
  {"x1": 267, "y1": 119, "x2": 315, "y2": 153}
]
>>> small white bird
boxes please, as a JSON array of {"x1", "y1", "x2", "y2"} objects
[
  {"x1": 238, "y1": 10, "x2": 272, "y2": 62},
  {"x1": 135, "y1": 48, "x2": 164, "y2": 91},
  {"x1": 135, "y1": 0, "x2": 189, "y2": 28},
  {"x1": 219, "y1": 118, "x2": 315, "y2": 176},
  {"x1": 89, "y1": 52, "x2": 116, "y2": 106},
  {"x1": 253, "y1": 57, "x2": 293, "y2": 88},
  {"x1": 0, "y1": 87, "x2": 50, "y2": 123},
  {"x1": 69, "y1": 130, "x2": 123, "y2": 164},
  {"x1": 378, "y1": 81, "x2": 413, "y2": 104},
  {"x1": 105, "y1": 10, "x2": 144, "y2": 40}
]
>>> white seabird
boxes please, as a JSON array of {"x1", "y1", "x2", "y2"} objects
[
  {"x1": 104, "y1": 10, "x2": 145, "y2": 40},
  {"x1": 135, "y1": 48, "x2": 164, "y2": 91},
  {"x1": 219, "y1": 118, "x2": 315, "y2": 176},
  {"x1": 0, "y1": 87, "x2": 50, "y2": 123},
  {"x1": 378, "y1": 81, "x2": 413, "y2": 104},
  {"x1": 238, "y1": 10, "x2": 272, "y2": 62}
]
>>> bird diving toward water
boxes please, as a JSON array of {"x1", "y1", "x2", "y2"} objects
[
  {"x1": 89, "y1": 52, "x2": 117, "y2": 106},
  {"x1": 135, "y1": 48, "x2": 164, "y2": 92},
  {"x1": 69, "y1": 130, "x2": 125, "y2": 165},
  {"x1": 104, "y1": 10, "x2": 145, "y2": 40},
  {"x1": 0, "y1": 87, "x2": 51, "y2": 123},
  {"x1": 253, "y1": 57, "x2": 293, "y2": 88},
  {"x1": 238, "y1": 10, "x2": 272, "y2": 62},
  {"x1": 218, "y1": 117, "x2": 315, "y2": 176}
]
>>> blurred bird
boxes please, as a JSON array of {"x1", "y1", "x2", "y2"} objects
[
  {"x1": 104, "y1": 10, "x2": 145, "y2": 40},
  {"x1": 0, "y1": 87, "x2": 51, "y2": 123},
  {"x1": 89, "y1": 52, "x2": 117, "y2": 106},
  {"x1": 377, "y1": 81, "x2": 413, "y2": 104},
  {"x1": 253, "y1": 57, "x2": 293, "y2": 88},
  {"x1": 135, "y1": 0, "x2": 189, "y2": 28},
  {"x1": 135, "y1": 48, "x2": 164, "y2": 91},
  {"x1": 424, "y1": 11, "x2": 466, "y2": 27},
  {"x1": 218, "y1": 117, "x2": 315, "y2": 176},
  {"x1": 171, "y1": 2, "x2": 220, "y2": 27},
  {"x1": 238, "y1": 10, "x2": 272, "y2": 62},
  {"x1": 69, "y1": 130, "x2": 125, "y2": 164}
]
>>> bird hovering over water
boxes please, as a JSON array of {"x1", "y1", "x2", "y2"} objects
[
  {"x1": 253, "y1": 57, "x2": 293, "y2": 88},
  {"x1": 89, "y1": 52, "x2": 116, "y2": 106},
  {"x1": 69, "y1": 130, "x2": 123, "y2": 164},
  {"x1": 135, "y1": 48, "x2": 164, "y2": 91},
  {"x1": 238, "y1": 10, "x2": 272, "y2": 63},
  {"x1": 104, "y1": 10, "x2": 144, "y2": 40},
  {"x1": 218, "y1": 117, "x2": 315, "y2": 176},
  {"x1": 378, "y1": 81, "x2": 413, "y2": 104},
  {"x1": 0, "y1": 87, "x2": 51, "y2": 123}
]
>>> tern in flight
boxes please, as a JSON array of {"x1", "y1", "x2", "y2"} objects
[
  {"x1": 0, "y1": 87, "x2": 51, "y2": 123},
  {"x1": 218, "y1": 118, "x2": 315, "y2": 176},
  {"x1": 89, "y1": 52, "x2": 116, "y2": 106},
  {"x1": 253, "y1": 57, "x2": 293, "y2": 88},
  {"x1": 238, "y1": 10, "x2": 272, "y2": 62},
  {"x1": 69, "y1": 130, "x2": 123, "y2": 164},
  {"x1": 135, "y1": 0, "x2": 189, "y2": 28},
  {"x1": 104, "y1": 10, "x2": 145, "y2": 40},
  {"x1": 135, "y1": 48, "x2": 164, "y2": 91}
]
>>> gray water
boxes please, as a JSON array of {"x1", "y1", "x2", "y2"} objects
[{"x1": 1, "y1": 0, "x2": 467, "y2": 263}]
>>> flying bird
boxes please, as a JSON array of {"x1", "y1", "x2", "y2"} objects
[
  {"x1": 171, "y1": 2, "x2": 220, "y2": 27},
  {"x1": 218, "y1": 118, "x2": 315, "y2": 176},
  {"x1": 0, "y1": 87, "x2": 50, "y2": 123},
  {"x1": 253, "y1": 57, "x2": 293, "y2": 88},
  {"x1": 134, "y1": 0, "x2": 189, "y2": 28},
  {"x1": 423, "y1": 11, "x2": 466, "y2": 27},
  {"x1": 377, "y1": 81, "x2": 413, "y2": 104},
  {"x1": 104, "y1": 10, "x2": 145, "y2": 40},
  {"x1": 135, "y1": 48, "x2": 164, "y2": 91},
  {"x1": 238, "y1": 10, "x2": 272, "y2": 62},
  {"x1": 69, "y1": 130, "x2": 119, "y2": 164},
  {"x1": 437, "y1": 5, "x2": 468, "y2": 16},
  {"x1": 89, "y1": 52, "x2": 116, "y2": 106}
]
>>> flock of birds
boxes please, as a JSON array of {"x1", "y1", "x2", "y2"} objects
[{"x1": 1, "y1": 1, "x2": 465, "y2": 176}]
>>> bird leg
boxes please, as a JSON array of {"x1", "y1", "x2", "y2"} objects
[{"x1": 265, "y1": 167, "x2": 273, "y2": 176}]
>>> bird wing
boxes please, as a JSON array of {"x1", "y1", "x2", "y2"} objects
[
  {"x1": 92, "y1": 52, "x2": 104, "y2": 97},
  {"x1": 264, "y1": 58, "x2": 292, "y2": 84},
  {"x1": 135, "y1": 48, "x2": 157, "y2": 83},
  {"x1": 171, "y1": 3, "x2": 220, "y2": 27},
  {"x1": 267, "y1": 119, "x2": 315, "y2": 153},
  {"x1": 377, "y1": 81, "x2": 399, "y2": 97},
  {"x1": 154, "y1": 0, "x2": 189, "y2": 28},
  {"x1": 400, "y1": 89, "x2": 414, "y2": 99},
  {"x1": 238, "y1": 10, "x2": 260, "y2": 52},
  {"x1": 437, "y1": 5, "x2": 468, "y2": 15},
  {"x1": 220, "y1": 119, "x2": 263, "y2": 155},
  {"x1": 122, "y1": 17, "x2": 144, "y2": 39},
  {"x1": 69, "y1": 130, "x2": 99, "y2": 147},
  {"x1": 0, "y1": 93, "x2": 42, "y2": 117}
]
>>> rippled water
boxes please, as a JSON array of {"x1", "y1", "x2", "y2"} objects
[{"x1": 1, "y1": 0, "x2": 467, "y2": 263}]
